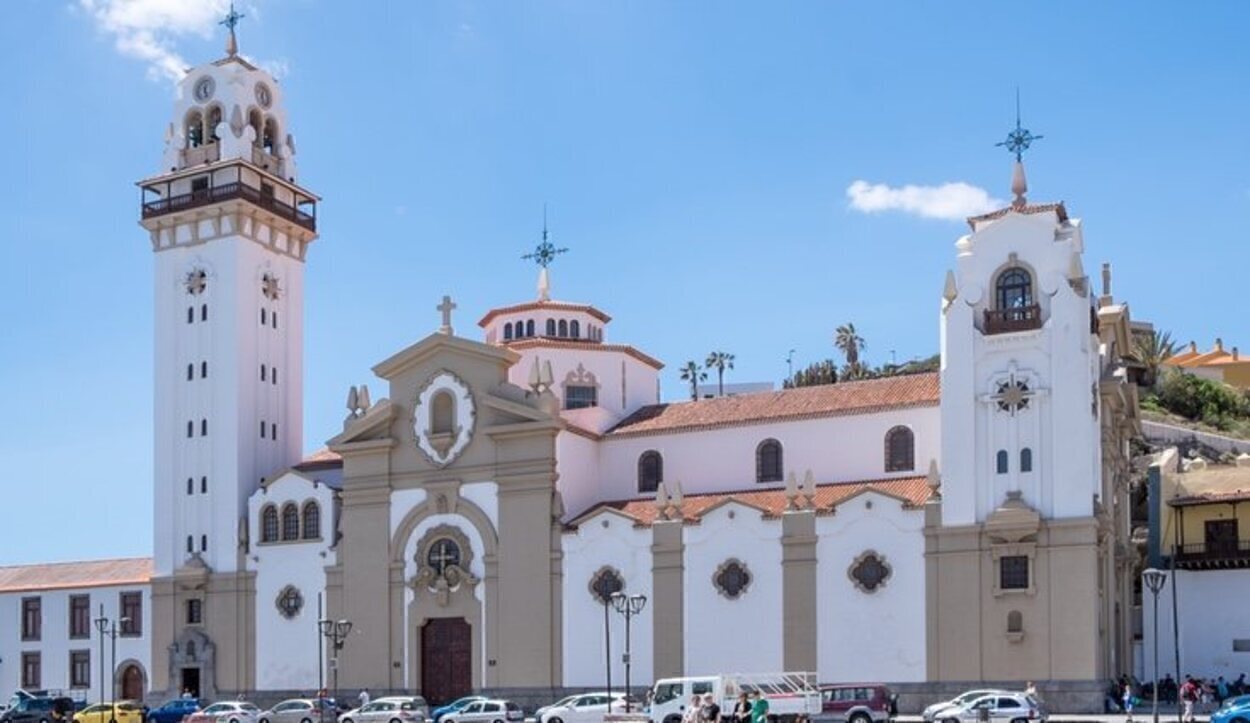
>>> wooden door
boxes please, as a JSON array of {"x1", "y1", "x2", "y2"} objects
[
  {"x1": 121, "y1": 665, "x2": 144, "y2": 701},
  {"x1": 421, "y1": 618, "x2": 471, "y2": 705}
]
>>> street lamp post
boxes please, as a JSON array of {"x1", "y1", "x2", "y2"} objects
[
  {"x1": 94, "y1": 608, "x2": 131, "y2": 723},
  {"x1": 603, "y1": 595, "x2": 613, "y2": 714},
  {"x1": 319, "y1": 619, "x2": 353, "y2": 719},
  {"x1": 610, "y1": 592, "x2": 648, "y2": 714},
  {"x1": 1143, "y1": 568, "x2": 1168, "y2": 723}
]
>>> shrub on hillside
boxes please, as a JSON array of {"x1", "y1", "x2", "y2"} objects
[{"x1": 1152, "y1": 369, "x2": 1250, "y2": 430}]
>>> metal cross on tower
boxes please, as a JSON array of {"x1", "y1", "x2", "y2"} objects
[
  {"x1": 996, "y1": 89, "x2": 1043, "y2": 162},
  {"x1": 521, "y1": 207, "x2": 568, "y2": 269},
  {"x1": 220, "y1": 2, "x2": 245, "y2": 55}
]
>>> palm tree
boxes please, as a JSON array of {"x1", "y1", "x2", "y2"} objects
[
  {"x1": 834, "y1": 323, "x2": 866, "y2": 378},
  {"x1": 705, "y1": 351, "x2": 735, "y2": 397},
  {"x1": 679, "y1": 361, "x2": 707, "y2": 401},
  {"x1": 1134, "y1": 329, "x2": 1175, "y2": 388}
]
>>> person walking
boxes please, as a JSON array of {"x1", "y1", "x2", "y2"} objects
[
  {"x1": 683, "y1": 695, "x2": 702, "y2": 723},
  {"x1": 358, "y1": 689, "x2": 371, "y2": 708},
  {"x1": 750, "y1": 692, "x2": 770, "y2": 723},
  {"x1": 1122, "y1": 681, "x2": 1135, "y2": 723},
  {"x1": 731, "y1": 693, "x2": 752, "y2": 723},
  {"x1": 1180, "y1": 677, "x2": 1198, "y2": 723},
  {"x1": 701, "y1": 694, "x2": 721, "y2": 723}
]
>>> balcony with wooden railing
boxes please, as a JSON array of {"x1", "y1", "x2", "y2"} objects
[
  {"x1": 984, "y1": 304, "x2": 1042, "y2": 335},
  {"x1": 140, "y1": 162, "x2": 316, "y2": 232},
  {"x1": 1173, "y1": 541, "x2": 1250, "y2": 570}
]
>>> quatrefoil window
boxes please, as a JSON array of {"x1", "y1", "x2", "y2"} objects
[
  {"x1": 589, "y1": 567, "x2": 625, "y2": 604},
  {"x1": 275, "y1": 585, "x2": 304, "y2": 619},
  {"x1": 713, "y1": 559, "x2": 752, "y2": 600},
  {"x1": 849, "y1": 551, "x2": 892, "y2": 593},
  {"x1": 261, "y1": 273, "x2": 281, "y2": 301},
  {"x1": 996, "y1": 379, "x2": 1031, "y2": 413},
  {"x1": 185, "y1": 269, "x2": 208, "y2": 295}
]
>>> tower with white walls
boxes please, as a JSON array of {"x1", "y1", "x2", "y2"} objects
[{"x1": 137, "y1": 23, "x2": 318, "y2": 697}]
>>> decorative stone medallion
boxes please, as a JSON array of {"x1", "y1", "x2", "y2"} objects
[
  {"x1": 412, "y1": 525, "x2": 479, "y2": 607},
  {"x1": 713, "y1": 559, "x2": 752, "y2": 600},
  {"x1": 848, "y1": 550, "x2": 892, "y2": 593},
  {"x1": 413, "y1": 371, "x2": 476, "y2": 467},
  {"x1": 275, "y1": 584, "x2": 304, "y2": 619},
  {"x1": 588, "y1": 566, "x2": 625, "y2": 604},
  {"x1": 255, "y1": 82, "x2": 272, "y2": 109},
  {"x1": 193, "y1": 76, "x2": 215, "y2": 103}
]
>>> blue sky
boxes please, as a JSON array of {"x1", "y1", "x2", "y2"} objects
[{"x1": 1, "y1": 1, "x2": 1247, "y2": 565}]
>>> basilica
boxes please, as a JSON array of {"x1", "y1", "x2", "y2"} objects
[{"x1": 0, "y1": 26, "x2": 1144, "y2": 714}]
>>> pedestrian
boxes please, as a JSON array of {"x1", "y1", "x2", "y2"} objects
[
  {"x1": 1024, "y1": 682, "x2": 1038, "y2": 701},
  {"x1": 750, "y1": 692, "x2": 770, "y2": 723},
  {"x1": 1217, "y1": 677, "x2": 1229, "y2": 705},
  {"x1": 682, "y1": 695, "x2": 702, "y2": 723},
  {"x1": 701, "y1": 694, "x2": 721, "y2": 723},
  {"x1": 731, "y1": 693, "x2": 751, "y2": 723},
  {"x1": 1122, "y1": 681, "x2": 1135, "y2": 723},
  {"x1": 181, "y1": 689, "x2": 193, "y2": 700},
  {"x1": 1234, "y1": 674, "x2": 1247, "y2": 696},
  {"x1": 1181, "y1": 677, "x2": 1198, "y2": 723},
  {"x1": 358, "y1": 689, "x2": 370, "y2": 708}
]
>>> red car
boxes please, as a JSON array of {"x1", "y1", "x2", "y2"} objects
[{"x1": 820, "y1": 684, "x2": 895, "y2": 723}]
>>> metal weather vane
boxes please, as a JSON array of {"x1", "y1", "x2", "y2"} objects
[
  {"x1": 996, "y1": 90, "x2": 1043, "y2": 162},
  {"x1": 521, "y1": 207, "x2": 568, "y2": 269}
]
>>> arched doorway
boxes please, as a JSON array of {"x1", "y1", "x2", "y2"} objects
[
  {"x1": 119, "y1": 663, "x2": 146, "y2": 701},
  {"x1": 421, "y1": 618, "x2": 471, "y2": 705}
]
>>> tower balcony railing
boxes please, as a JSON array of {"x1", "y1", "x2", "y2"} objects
[
  {"x1": 140, "y1": 162, "x2": 316, "y2": 232},
  {"x1": 984, "y1": 304, "x2": 1042, "y2": 334},
  {"x1": 1173, "y1": 541, "x2": 1250, "y2": 570}
]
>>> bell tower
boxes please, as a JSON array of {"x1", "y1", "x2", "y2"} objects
[{"x1": 140, "y1": 10, "x2": 318, "y2": 697}]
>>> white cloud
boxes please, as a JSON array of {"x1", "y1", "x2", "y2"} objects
[
  {"x1": 78, "y1": 0, "x2": 252, "y2": 83},
  {"x1": 846, "y1": 180, "x2": 1003, "y2": 221}
]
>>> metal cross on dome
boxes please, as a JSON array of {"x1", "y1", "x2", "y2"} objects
[
  {"x1": 996, "y1": 90, "x2": 1043, "y2": 162},
  {"x1": 220, "y1": 2, "x2": 245, "y2": 33},
  {"x1": 521, "y1": 208, "x2": 568, "y2": 269}
]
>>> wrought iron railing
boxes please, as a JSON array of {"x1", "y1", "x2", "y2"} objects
[
  {"x1": 142, "y1": 181, "x2": 315, "y2": 231},
  {"x1": 1173, "y1": 540, "x2": 1250, "y2": 568},
  {"x1": 984, "y1": 304, "x2": 1042, "y2": 334}
]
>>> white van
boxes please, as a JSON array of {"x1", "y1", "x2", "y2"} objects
[{"x1": 649, "y1": 673, "x2": 820, "y2": 723}]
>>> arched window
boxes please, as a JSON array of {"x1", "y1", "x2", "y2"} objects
[
  {"x1": 186, "y1": 421, "x2": 193, "y2": 438},
  {"x1": 187, "y1": 364, "x2": 194, "y2": 381},
  {"x1": 206, "y1": 105, "x2": 222, "y2": 143},
  {"x1": 186, "y1": 477, "x2": 193, "y2": 495},
  {"x1": 248, "y1": 109, "x2": 263, "y2": 147},
  {"x1": 200, "y1": 476, "x2": 207, "y2": 493},
  {"x1": 185, "y1": 110, "x2": 204, "y2": 148},
  {"x1": 526, "y1": 320, "x2": 535, "y2": 337},
  {"x1": 638, "y1": 451, "x2": 663, "y2": 493},
  {"x1": 884, "y1": 426, "x2": 915, "y2": 472},
  {"x1": 546, "y1": 319, "x2": 556, "y2": 336},
  {"x1": 756, "y1": 439, "x2": 783, "y2": 483},
  {"x1": 996, "y1": 267, "x2": 1033, "y2": 310},
  {"x1": 431, "y1": 390, "x2": 455, "y2": 435},
  {"x1": 558, "y1": 319, "x2": 568, "y2": 337},
  {"x1": 302, "y1": 502, "x2": 320, "y2": 540},
  {"x1": 262, "y1": 117, "x2": 279, "y2": 155},
  {"x1": 200, "y1": 535, "x2": 207, "y2": 552},
  {"x1": 1020, "y1": 447, "x2": 1033, "y2": 473},
  {"x1": 996, "y1": 450, "x2": 1009, "y2": 474},
  {"x1": 186, "y1": 536, "x2": 193, "y2": 553},
  {"x1": 281, "y1": 503, "x2": 299, "y2": 541},
  {"x1": 570, "y1": 320, "x2": 580, "y2": 338},
  {"x1": 261, "y1": 505, "x2": 279, "y2": 542},
  {"x1": 1007, "y1": 610, "x2": 1024, "y2": 634},
  {"x1": 187, "y1": 306, "x2": 194, "y2": 324},
  {"x1": 200, "y1": 418, "x2": 208, "y2": 436},
  {"x1": 503, "y1": 322, "x2": 513, "y2": 340},
  {"x1": 201, "y1": 304, "x2": 208, "y2": 321},
  {"x1": 201, "y1": 361, "x2": 208, "y2": 378}
]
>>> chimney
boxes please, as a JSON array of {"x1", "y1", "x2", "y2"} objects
[{"x1": 1215, "y1": 338, "x2": 1224, "y2": 352}]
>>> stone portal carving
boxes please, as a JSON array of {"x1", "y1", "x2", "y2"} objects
[{"x1": 411, "y1": 524, "x2": 480, "y2": 607}]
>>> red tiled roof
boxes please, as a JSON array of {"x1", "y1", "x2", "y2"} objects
[
  {"x1": 294, "y1": 447, "x2": 343, "y2": 471},
  {"x1": 478, "y1": 300, "x2": 612, "y2": 327},
  {"x1": 506, "y1": 338, "x2": 664, "y2": 369},
  {"x1": 1170, "y1": 489, "x2": 1250, "y2": 507},
  {"x1": 571, "y1": 476, "x2": 931, "y2": 528},
  {"x1": 967, "y1": 201, "x2": 1068, "y2": 229},
  {"x1": 606, "y1": 373, "x2": 939, "y2": 438},
  {"x1": 0, "y1": 557, "x2": 153, "y2": 593}
]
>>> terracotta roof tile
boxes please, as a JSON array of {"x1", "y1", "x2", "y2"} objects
[
  {"x1": 0, "y1": 557, "x2": 152, "y2": 593},
  {"x1": 606, "y1": 373, "x2": 939, "y2": 438},
  {"x1": 571, "y1": 476, "x2": 931, "y2": 528},
  {"x1": 294, "y1": 447, "x2": 343, "y2": 471}
]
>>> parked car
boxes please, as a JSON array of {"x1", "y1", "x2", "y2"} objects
[
  {"x1": 259, "y1": 700, "x2": 335, "y2": 723},
  {"x1": 538, "y1": 693, "x2": 630, "y2": 723},
  {"x1": 338, "y1": 697, "x2": 428, "y2": 723},
  {"x1": 820, "y1": 684, "x2": 895, "y2": 723},
  {"x1": 74, "y1": 703, "x2": 145, "y2": 723},
  {"x1": 146, "y1": 699, "x2": 202, "y2": 723},
  {"x1": 1, "y1": 696, "x2": 76, "y2": 723},
  {"x1": 185, "y1": 702, "x2": 262, "y2": 723},
  {"x1": 922, "y1": 691, "x2": 1007, "y2": 723},
  {"x1": 532, "y1": 697, "x2": 577, "y2": 723},
  {"x1": 929, "y1": 693, "x2": 1044, "y2": 723},
  {"x1": 1212, "y1": 696, "x2": 1250, "y2": 723},
  {"x1": 431, "y1": 699, "x2": 486, "y2": 723},
  {"x1": 438, "y1": 700, "x2": 522, "y2": 723}
]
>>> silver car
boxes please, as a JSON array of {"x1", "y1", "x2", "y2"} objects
[
  {"x1": 439, "y1": 700, "x2": 522, "y2": 723},
  {"x1": 930, "y1": 694, "x2": 1045, "y2": 723},
  {"x1": 258, "y1": 700, "x2": 325, "y2": 723},
  {"x1": 340, "y1": 698, "x2": 429, "y2": 723}
]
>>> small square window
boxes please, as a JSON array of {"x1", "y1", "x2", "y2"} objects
[
  {"x1": 186, "y1": 599, "x2": 203, "y2": 625},
  {"x1": 1000, "y1": 555, "x2": 1029, "y2": 590}
]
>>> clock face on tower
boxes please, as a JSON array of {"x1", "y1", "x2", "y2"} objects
[
  {"x1": 193, "y1": 76, "x2": 215, "y2": 103},
  {"x1": 255, "y1": 83, "x2": 272, "y2": 109}
]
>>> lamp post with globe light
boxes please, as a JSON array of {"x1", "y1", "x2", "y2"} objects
[
  {"x1": 319, "y1": 619, "x2": 353, "y2": 718},
  {"x1": 93, "y1": 608, "x2": 131, "y2": 723},
  {"x1": 610, "y1": 592, "x2": 648, "y2": 713},
  {"x1": 1143, "y1": 568, "x2": 1168, "y2": 723}
]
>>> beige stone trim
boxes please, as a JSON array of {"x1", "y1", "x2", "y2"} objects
[
  {"x1": 651, "y1": 520, "x2": 684, "y2": 679},
  {"x1": 781, "y1": 511, "x2": 817, "y2": 671}
]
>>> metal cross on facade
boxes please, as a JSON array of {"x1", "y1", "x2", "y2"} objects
[
  {"x1": 996, "y1": 90, "x2": 1043, "y2": 162},
  {"x1": 437, "y1": 295, "x2": 456, "y2": 335},
  {"x1": 428, "y1": 539, "x2": 460, "y2": 574},
  {"x1": 521, "y1": 210, "x2": 568, "y2": 269}
]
